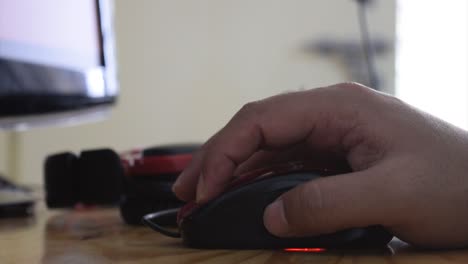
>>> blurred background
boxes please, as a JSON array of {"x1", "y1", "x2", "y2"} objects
[{"x1": 0, "y1": 0, "x2": 466, "y2": 185}]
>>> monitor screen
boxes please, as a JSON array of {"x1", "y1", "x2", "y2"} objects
[
  {"x1": 0, "y1": 0, "x2": 117, "y2": 129},
  {"x1": 0, "y1": 0, "x2": 101, "y2": 69}
]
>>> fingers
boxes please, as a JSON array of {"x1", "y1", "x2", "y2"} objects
[
  {"x1": 174, "y1": 92, "x2": 313, "y2": 202},
  {"x1": 233, "y1": 146, "x2": 349, "y2": 177},
  {"x1": 173, "y1": 110, "x2": 267, "y2": 202},
  {"x1": 172, "y1": 149, "x2": 204, "y2": 201},
  {"x1": 264, "y1": 168, "x2": 392, "y2": 237},
  {"x1": 174, "y1": 83, "x2": 385, "y2": 203}
]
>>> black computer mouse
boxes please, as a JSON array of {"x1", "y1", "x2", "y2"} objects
[{"x1": 175, "y1": 162, "x2": 393, "y2": 249}]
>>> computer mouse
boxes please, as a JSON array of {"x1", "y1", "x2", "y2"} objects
[{"x1": 174, "y1": 162, "x2": 393, "y2": 249}]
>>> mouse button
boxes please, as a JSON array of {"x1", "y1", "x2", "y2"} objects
[
  {"x1": 181, "y1": 173, "x2": 312, "y2": 229},
  {"x1": 178, "y1": 172, "x2": 320, "y2": 219},
  {"x1": 248, "y1": 171, "x2": 320, "y2": 190},
  {"x1": 226, "y1": 161, "x2": 321, "y2": 191},
  {"x1": 183, "y1": 172, "x2": 318, "y2": 220}
]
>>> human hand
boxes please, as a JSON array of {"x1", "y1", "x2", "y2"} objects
[{"x1": 173, "y1": 83, "x2": 468, "y2": 248}]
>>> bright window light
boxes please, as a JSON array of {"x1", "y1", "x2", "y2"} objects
[{"x1": 396, "y1": 0, "x2": 468, "y2": 129}]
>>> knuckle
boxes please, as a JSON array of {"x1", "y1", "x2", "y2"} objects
[
  {"x1": 239, "y1": 100, "x2": 263, "y2": 117},
  {"x1": 386, "y1": 94, "x2": 405, "y2": 106},
  {"x1": 310, "y1": 82, "x2": 375, "y2": 104},
  {"x1": 341, "y1": 81, "x2": 367, "y2": 89},
  {"x1": 334, "y1": 82, "x2": 372, "y2": 95},
  {"x1": 234, "y1": 100, "x2": 266, "y2": 127},
  {"x1": 322, "y1": 82, "x2": 382, "y2": 112}
]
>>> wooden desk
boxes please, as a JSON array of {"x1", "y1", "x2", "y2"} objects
[{"x1": 1, "y1": 206, "x2": 468, "y2": 264}]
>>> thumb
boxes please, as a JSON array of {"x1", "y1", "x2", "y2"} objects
[{"x1": 263, "y1": 169, "x2": 390, "y2": 237}]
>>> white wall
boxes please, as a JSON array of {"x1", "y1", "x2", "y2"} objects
[
  {"x1": 0, "y1": 132, "x2": 8, "y2": 176},
  {"x1": 0, "y1": 131, "x2": 18, "y2": 181},
  {"x1": 6, "y1": 0, "x2": 396, "y2": 184},
  {"x1": 396, "y1": 0, "x2": 468, "y2": 129}
]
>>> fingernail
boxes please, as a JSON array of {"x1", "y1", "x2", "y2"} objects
[
  {"x1": 173, "y1": 170, "x2": 185, "y2": 193},
  {"x1": 264, "y1": 198, "x2": 290, "y2": 237},
  {"x1": 196, "y1": 173, "x2": 205, "y2": 203},
  {"x1": 171, "y1": 179, "x2": 180, "y2": 193}
]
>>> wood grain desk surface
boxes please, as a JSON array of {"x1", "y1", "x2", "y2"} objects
[{"x1": 1, "y1": 206, "x2": 468, "y2": 264}]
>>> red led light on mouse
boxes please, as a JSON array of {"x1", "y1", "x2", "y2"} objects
[{"x1": 283, "y1": 248, "x2": 326, "y2": 253}]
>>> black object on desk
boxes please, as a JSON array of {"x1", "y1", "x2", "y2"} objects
[
  {"x1": 0, "y1": 175, "x2": 35, "y2": 218},
  {"x1": 44, "y1": 144, "x2": 198, "y2": 225},
  {"x1": 144, "y1": 163, "x2": 393, "y2": 249}
]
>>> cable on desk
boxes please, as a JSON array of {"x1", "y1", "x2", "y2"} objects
[{"x1": 142, "y1": 208, "x2": 181, "y2": 238}]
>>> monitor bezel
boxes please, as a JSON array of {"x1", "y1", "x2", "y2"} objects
[{"x1": 0, "y1": 0, "x2": 118, "y2": 126}]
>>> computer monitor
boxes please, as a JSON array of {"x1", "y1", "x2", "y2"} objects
[{"x1": 0, "y1": 0, "x2": 117, "y2": 129}]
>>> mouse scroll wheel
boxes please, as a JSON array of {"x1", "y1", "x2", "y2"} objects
[{"x1": 227, "y1": 162, "x2": 306, "y2": 190}]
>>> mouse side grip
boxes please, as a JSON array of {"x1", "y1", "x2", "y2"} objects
[{"x1": 179, "y1": 173, "x2": 393, "y2": 249}]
